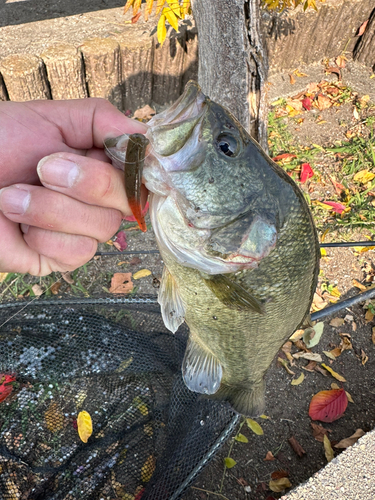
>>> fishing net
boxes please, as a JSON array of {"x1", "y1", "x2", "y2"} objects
[{"x1": 0, "y1": 297, "x2": 239, "y2": 500}]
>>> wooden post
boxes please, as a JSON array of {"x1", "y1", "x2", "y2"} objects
[
  {"x1": 118, "y1": 30, "x2": 154, "y2": 114},
  {"x1": 354, "y1": 9, "x2": 375, "y2": 68},
  {"x1": 152, "y1": 28, "x2": 187, "y2": 106},
  {"x1": 41, "y1": 43, "x2": 87, "y2": 100},
  {"x1": 80, "y1": 38, "x2": 122, "y2": 110},
  {"x1": 0, "y1": 54, "x2": 50, "y2": 101},
  {"x1": 0, "y1": 73, "x2": 8, "y2": 101}
]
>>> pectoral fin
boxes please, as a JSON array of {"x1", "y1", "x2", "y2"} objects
[
  {"x1": 158, "y1": 267, "x2": 185, "y2": 333},
  {"x1": 182, "y1": 338, "x2": 222, "y2": 395},
  {"x1": 203, "y1": 274, "x2": 264, "y2": 314}
]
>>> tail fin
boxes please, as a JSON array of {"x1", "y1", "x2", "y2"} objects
[{"x1": 212, "y1": 381, "x2": 265, "y2": 417}]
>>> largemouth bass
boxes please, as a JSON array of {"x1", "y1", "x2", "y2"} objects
[{"x1": 105, "y1": 81, "x2": 320, "y2": 416}]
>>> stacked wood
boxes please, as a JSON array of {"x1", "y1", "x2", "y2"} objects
[
  {"x1": 41, "y1": 43, "x2": 87, "y2": 100},
  {"x1": 118, "y1": 28, "x2": 154, "y2": 113},
  {"x1": 0, "y1": 54, "x2": 50, "y2": 101},
  {"x1": 80, "y1": 38, "x2": 122, "y2": 110},
  {"x1": 354, "y1": 9, "x2": 375, "y2": 68}
]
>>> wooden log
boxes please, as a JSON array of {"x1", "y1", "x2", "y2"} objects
[
  {"x1": 152, "y1": 27, "x2": 187, "y2": 106},
  {"x1": 80, "y1": 38, "x2": 122, "y2": 110},
  {"x1": 354, "y1": 9, "x2": 375, "y2": 68},
  {"x1": 41, "y1": 43, "x2": 87, "y2": 100},
  {"x1": 117, "y1": 29, "x2": 153, "y2": 114},
  {"x1": 0, "y1": 73, "x2": 8, "y2": 101},
  {"x1": 0, "y1": 54, "x2": 50, "y2": 101}
]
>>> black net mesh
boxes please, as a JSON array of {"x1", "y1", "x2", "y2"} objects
[{"x1": 0, "y1": 298, "x2": 239, "y2": 500}]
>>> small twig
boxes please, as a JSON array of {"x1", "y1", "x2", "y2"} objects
[{"x1": 191, "y1": 486, "x2": 230, "y2": 500}]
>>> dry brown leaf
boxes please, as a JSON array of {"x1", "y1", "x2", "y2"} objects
[
  {"x1": 302, "y1": 360, "x2": 317, "y2": 372},
  {"x1": 315, "y1": 365, "x2": 328, "y2": 376},
  {"x1": 335, "y1": 429, "x2": 365, "y2": 449},
  {"x1": 361, "y1": 349, "x2": 368, "y2": 366},
  {"x1": 32, "y1": 284, "x2": 44, "y2": 297},
  {"x1": 324, "y1": 434, "x2": 334, "y2": 462},
  {"x1": 365, "y1": 309, "x2": 374, "y2": 322},
  {"x1": 278, "y1": 357, "x2": 295, "y2": 375},
  {"x1": 109, "y1": 273, "x2": 134, "y2": 294},
  {"x1": 329, "y1": 347, "x2": 342, "y2": 358},
  {"x1": 358, "y1": 19, "x2": 369, "y2": 36},
  {"x1": 264, "y1": 451, "x2": 275, "y2": 461},
  {"x1": 294, "y1": 352, "x2": 322, "y2": 362},
  {"x1": 289, "y1": 74, "x2": 296, "y2": 85},
  {"x1": 312, "y1": 292, "x2": 327, "y2": 310},
  {"x1": 61, "y1": 271, "x2": 74, "y2": 284},
  {"x1": 323, "y1": 350, "x2": 337, "y2": 360},
  {"x1": 133, "y1": 105, "x2": 156, "y2": 121},
  {"x1": 311, "y1": 422, "x2": 331, "y2": 442},
  {"x1": 335, "y1": 55, "x2": 346, "y2": 68},
  {"x1": 288, "y1": 436, "x2": 306, "y2": 457},
  {"x1": 289, "y1": 329, "x2": 304, "y2": 342},
  {"x1": 329, "y1": 317, "x2": 345, "y2": 327},
  {"x1": 317, "y1": 94, "x2": 332, "y2": 110},
  {"x1": 372, "y1": 326, "x2": 375, "y2": 344},
  {"x1": 269, "y1": 477, "x2": 292, "y2": 492},
  {"x1": 271, "y1": 470, "x2": 289, "y2": 480},
  {"x1": 346, "y1": 391, "x2": 354, "y2": 403}
]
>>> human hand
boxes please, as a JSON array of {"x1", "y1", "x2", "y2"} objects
[{"x1": 0, "y1": 98, "x2": 147, "y2": 276}]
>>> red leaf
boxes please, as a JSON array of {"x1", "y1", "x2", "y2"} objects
[
  {"x1": 302, "y1": 97, "x2": 312, "y2": 111},
  {"x1": 300, "y1": 163, "x2": 314, "y2": 183},
  {"x1": 134, "y1": 488, "x2": 145, "y2": 500},
  {"x1": 272, "y1": 153, "x2": 297, "y2": 162},
  {"x1": 358, "y1": 19, "x2": 368, "y2": 37},
  {"x1": 309, "y1": 388, "x2": 348, "y2": 423},
  {"x1": 131, "y1": 11, "x2": 142, "y2": 23},
  {"x1": 0, "y1": 373, "x2": 16, "y2": 403},
  {"x1": 115, "y1": 231, "x2": 127, "y2": 251},
  {"x1": 322, "y1": 201, "x2": 346, "y2": 214},
  {"x1": 329, "y1": 176, "x2": 345, "y2": 196},
  {"x1": 124, "y1": 201, "x2": 149, "y2": 222}
]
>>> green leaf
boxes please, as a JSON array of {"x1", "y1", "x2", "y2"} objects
[
  {"x1": 291, "y1": 372, "x2": 305, "y2": 385},
  {"x1": 303, "y1": 322, "x2": 324, "y2": 348},
  {"x1": 234, "y1": 433, "x2": 248, "y2": 443},
  {"x1": 224, "y1": 457, "x2": 237, "y2": 469},
  {"x1": 246, "y1": 418, "x2": 264, "y2": 435}
]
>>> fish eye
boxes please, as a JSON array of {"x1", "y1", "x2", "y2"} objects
[{"x1": 215, "y1": 134, "x2": 239, "y2": 157}]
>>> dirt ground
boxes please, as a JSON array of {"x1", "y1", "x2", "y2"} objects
[{"x1": 1, "y1": 3, "x2": 375, "y2": 500}]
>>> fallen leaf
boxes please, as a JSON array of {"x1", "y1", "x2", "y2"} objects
[
  {"x1": 289, "y1": 74, "x2": 296, "y2": 85},
  {"x1": 346, "y1": 391, "x2": 354, "y2": 403},
  {"x1": 309, "y1": 388, "x2": 348, "y2": 422},
  {"x1": 45, "y1": 401, "x2": 64, "y2": 432},
  {"x1": 302, "y1": 360, "x2": 317, "y2": 372},
  {"x1": 131, "y1": 11, "x2": 142, "y2": 23},
  {"x1": 317, "y1": 94, "x2": 332, "y2": 110},
  {"x1": 269, "y1": 477, "x2": 292, "y2": 492},
  {"x1": 0, "y1": 374, "x2": 16, "y2": 403},
  {"x1": 141, "y1": 455, "x2": 156, "y2": 482},
  {"x1": 77, "y1": 410, "x2": 93, "y2": 443},
  {"x1": 289, "y1": 329, "x2": 304, "y2": 342},
  {"x1": 302, "y1": 97, "x2": 312, "y2": 110},
  {"x1": 372, "y1": 326, "x2": 375, "y2": 344},
  {"x1": 291, "y1": 373, "x2": 305, "y2": 385},
  {"x1": 134, "y1": 488, "x2": 145, "y2": 500},
  {"x1": 114, "y1": 231, "x2": 127, "y2": 251},
  {"x1": 133, "y1": 106, "x2": 155, "y2": 121},
  {"x1": 278, "y1": 357, "x2": 295, "y2": 375},
  {"x1": 0, "y1": 272, "x2": 8, "y2": 283},
  {"x1": 353, "y1": 107, "x2": 360, "y2": 120},
  {"x1": 303, "y1": 322, "x2": 324, "y2": 348},
  {"x1": 312, "y1": 292, "x2": 327, "y2": 310},
  {"x1": 235, "y1": 433, "x2": 249, "y2": 443},
  {"x1": 323, "y1": 350, "x2": 337, "y2": 360},
  {"x1": 323, "y1": 434, "x2": 334, "y2": 462},
  {"x1": 315, "y1": 365, "x2": 329, "y2": 376},
  {"x1": 272, "y1": 153, "x2": 297, "y2": 162},
  {"x1": 246, "y1": 418, "x2": 264, "y2": 435},
  {"x1": 335, "y1": 429, "x2": 365, "y2": 449},
  {"x1": 320, "y1": 201, "x2": 347, "y2": 214},
  {"x1": 365, "y1": 309, "x2": 374, "y2": 322},
  {"x1": 293, "y1": 352, "x2": 322, "y2": 362},
  {"x1": 61, "y1": 271, "x2": 74, "y2": 284},
  {"x1": 32, "y1": 284, "x2": 43, "y2": 296},
  {"x1": 321, "y1": 363, "x2": 346, "y2": 382},
  {"x1": 271, "y1": 470, "x2": 289, "y2": 480},
  {"x1": 264, "y1": 451, "x2": 275, "y2": 461},
  {"x1": 224, "y1": 457, "x2": 237, "y2": 469},
  {"x1": 353, "y1": 170, "x2": 375, "y2": 184},
  {"x1": 311, "y1": 422, "x2": 331, "y2": 442},
  {"x1": 335, "y1": 55, "x2": 347, "y2": 68},
  {"x1": 358, "y1": 19, "x2": 368, "y2": 36},
  {"x1": 132, "y1": 269, "x2": 152, "y2": 280},
  {"x1": 288, "y1": 436, "x2": 306, "y2": 457},
  {"x1": 329, "y1": 318, "x2": 345, "y2": 327},
  {"x1": 361, "y1": 349, "x2": 368, "y2": 365},
  {"x1": 109, "y1": 273, "x2": 133, "y2": 294},
  {"x1": 300, "y1": 163, "x2": 314, "y2": 183},
  {"x1": 50, "y1": 282, "x2": 61, "y2": 295},
  {"x1": 325, "y1": 67, "x2": 341, "y2": 78}
]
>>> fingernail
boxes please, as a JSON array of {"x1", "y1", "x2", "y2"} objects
[
  {"x1": 21, "y1": 224, "x2": 29, "y2": 234},
  {"x1": 37, "y1": 157, "x2": 79, "y2": 188},
  {"x1": 0, "y1": 187, "x2": 30, "y2": 215}
]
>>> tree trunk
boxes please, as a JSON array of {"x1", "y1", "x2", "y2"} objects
[
  {"x1": 354, "y1": 8, "x2": 375, "y2": 69},
  {"x1": 191, "y1": 0, "x2": 268, "y2": 151}
]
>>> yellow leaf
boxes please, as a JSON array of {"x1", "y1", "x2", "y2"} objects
[
  {"x1": 259, "y1": 414, "x2": 270, "y2": 419},
  {"x1": 269, "y1": 477, "x2": 292, "y2": 492},
  {"x1": 163, "y1": 6, "x2": 179, "y2": 31},
  {"x1": 224, "y1": 457, "x2": 237, "y2": 468},
  {"x1": 182, "y1": 0, "x2": 191, "y2": 16},
  {"x1": 346, "y1": 391, "x2": 354, "y2": 403},
  {"x1": 0, "y1": 272, "x2": 8, "y2": 283},
  {"x1": 320, "y1": 248, "x2": 327, "y2": 257},
  {"x1": 77, "y1": 411, "x2": 93, "y2": 443},
  {"x1": 123, "y1": 0, "x2": 135, "y2": 15},
  {"x1": 321, "y1": 363, "x2": 346, "y2": 382},
  {"x1": 324, "y1": 434, "x2": 334, "y2": 462},
  {"x1": 323, "y1": 350, "x2": 337, "y2": 360},
  {"x1": 132, "y1": 0, "x2": 142, "y2": 15},
  {"x1": 156, "y1": 0, "x2": 165, "y2": 15},
  {"x1": 330, "y1": 287, "x2": 341, "y2": 298},
  {"x1": 289, "y1": 329, "x2": 304, "y2": 342},
  {"x1": 141, "y1": 455, "x2": 156, "y2": 482},
  {"x1": 331, "y1": 383, "x2": 340, "y2": 390},
  {"x1": 133, "y1": 269, "x2": 152, "y2": 280},
  {"x1": 166, "y1": 0, "x2": 181, "y2": 17},
  {"x1": 45, "y1": 402, "x2": 64, "y2": 432},
  {"x1": 291, "y1": 372, "x2": 305, "y2": 385},
  {"x1": 246, "y1": 418, "x2": 264, "y2": 435},
  {"x1": 157, "y1": 14, "x2": 167, "y2": 45},
  {"x1": 353, "y1": 169, "x2": 375, "y2": 184},
  {"x1": 235, "y1": 433, "x2": 249, "y2": 443}
]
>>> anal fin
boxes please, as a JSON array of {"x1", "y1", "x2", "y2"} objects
[
  {"x1": 158, "y1": 267, "x2": 185, "y2": 333},
  {"x1": 182, "y1": 338, "x2": 222, "y2": 395}
]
